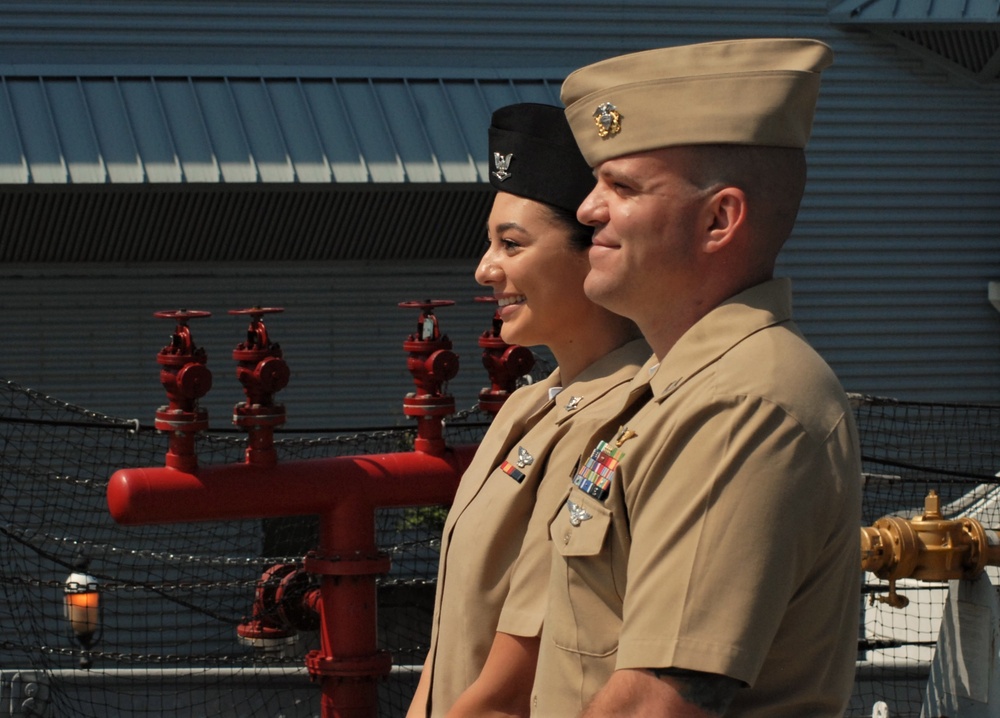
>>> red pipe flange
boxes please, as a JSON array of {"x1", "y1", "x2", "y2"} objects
[
  {"x1": 304, "y1": 651, "x2": 394, "y2": 683},
  {"x1": 303, "y1": 552, "x2": 392, "y2": 577}
]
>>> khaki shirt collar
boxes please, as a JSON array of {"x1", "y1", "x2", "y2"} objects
[
  {"x1": 552, "y1": 338, "x2": 652, "y2": 425},
  {"x1": 515, "y1": 366, "x2": 564, "y2": 425},
  {"x1": 649, "y1": 278, "x2": 793, "y2": 400}
]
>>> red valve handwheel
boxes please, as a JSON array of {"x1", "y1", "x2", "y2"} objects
[
  {"x1": 153, "y1": 309, "x2": 212, "y2": 321},
  {"x1": 228, "y1": 307, "x2": 285, "y2": 317},
  {"x1": 398, "y1": 300, "x2": 455, "y2": 310}
]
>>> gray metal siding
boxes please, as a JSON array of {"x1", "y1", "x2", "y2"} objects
[
  {"x1": 785, "y1": 27, "x2": 1000, "y2": 401},
  {"x1": 0, "y1": 184, "x2": 498, "y2": 262},
  {"x1": 0, "y1": 1, "x2": 852, "y2": 71}
]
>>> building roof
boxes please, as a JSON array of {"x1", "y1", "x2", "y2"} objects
[
  {"x1": 5, "y1": 0, "x2": 996, "y2": 186},
  {"x1": 0, "y1": 75, "x2": 563, "y2": 185},
  {"x1": 829, "y1": 0, "x2": 1000, "y2": 84}
]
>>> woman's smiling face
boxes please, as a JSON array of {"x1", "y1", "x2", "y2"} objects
[{"x1": 475, "y1": 192, "x2": 592, "y2": 350}]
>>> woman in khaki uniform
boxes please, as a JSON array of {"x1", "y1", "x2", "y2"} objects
[{"x1": 405, "y1": 103, "x2": 648, "y2": 718}]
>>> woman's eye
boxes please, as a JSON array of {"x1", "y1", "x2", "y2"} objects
[{"x1": 500, "y1": 239, "x2": 519, "y2": 252}]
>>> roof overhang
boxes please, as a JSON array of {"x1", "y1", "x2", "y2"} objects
[
  {"x1": 0, "y1": 75, "x2": 563, "y2": 185},
  {"x1": 830, "y1": 0, "x2": 1000, "y2": 85}
]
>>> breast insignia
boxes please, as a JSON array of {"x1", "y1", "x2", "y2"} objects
[{"x1": 566, "y1": 499, "x2": 593, "y2": 527}]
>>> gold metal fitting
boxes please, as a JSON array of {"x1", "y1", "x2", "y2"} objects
[{"x1": 861, "y1": 490, "x2": 1000, "y2": 609}]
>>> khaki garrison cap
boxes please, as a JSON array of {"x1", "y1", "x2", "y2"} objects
[{"x1": 561, "y1": 38, "x2": 833, "y2": 166}]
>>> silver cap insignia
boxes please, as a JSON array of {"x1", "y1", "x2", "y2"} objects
[{"x1": 492, "y1": 152, "x2": 514, "y2": 181}]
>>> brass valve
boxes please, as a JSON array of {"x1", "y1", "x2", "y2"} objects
[{"x1": 861, "y1": 490, "x2": 1000, "y2": 608}]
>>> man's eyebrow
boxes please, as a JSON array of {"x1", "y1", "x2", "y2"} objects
[{"x1": 596, "y1": 166, "x2": 640, "y2": 186}]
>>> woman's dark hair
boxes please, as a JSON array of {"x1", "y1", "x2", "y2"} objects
[{"x1": 545, "y1": 203, "x2": 593, "y2": 252}]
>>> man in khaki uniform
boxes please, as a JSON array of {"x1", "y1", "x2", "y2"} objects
[{"x1": 531, "y1": 39, "x2": 863, "y2": 717}]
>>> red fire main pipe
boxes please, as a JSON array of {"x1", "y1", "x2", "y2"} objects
[
  {"x1": 107, "y1": 448, "x2": 474, "y2": 525},
  {"x1": 109, "y1": 301, "x2": 528, "y2": 716},
  {"x1": 107, "y1": 445, "x2": 477, "y2": 718}
]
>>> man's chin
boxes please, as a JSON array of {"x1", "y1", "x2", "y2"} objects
[{"x1": 583, "y1": 275, "x2": 623, "y2": 311}]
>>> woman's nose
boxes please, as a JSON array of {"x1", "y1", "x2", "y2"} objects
[{"x1": 475, "y1": 251, "x2": 502, "y2": 286}]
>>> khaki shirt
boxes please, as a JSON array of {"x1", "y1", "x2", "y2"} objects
[
  {"x1": 533, "y1": 279, "x2": 862, "y2": 717},
  {"x1": 421, "y1": 339, "x2": 651, "y2": 717}
]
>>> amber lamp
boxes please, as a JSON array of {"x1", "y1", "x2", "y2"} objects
[{"x1": 64, "y1": 568, "x2": 100, "y2": 668}]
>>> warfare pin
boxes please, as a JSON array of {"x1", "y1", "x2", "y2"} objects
[{"x1": 567, "y1": 500, "x2": 593, "y2": 527}]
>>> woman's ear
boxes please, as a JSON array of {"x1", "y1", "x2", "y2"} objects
[{"x1": 702, "y1": 187, "x2": 747, "y2": 254}]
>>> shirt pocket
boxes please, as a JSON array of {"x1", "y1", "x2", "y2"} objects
[{"x1": 547, "y1": 487, "x2": 620, "y2": 657}]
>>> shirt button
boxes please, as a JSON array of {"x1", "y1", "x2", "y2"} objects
[{"x1": 563, "y1": 534, "x2": 571, "y2": 545}]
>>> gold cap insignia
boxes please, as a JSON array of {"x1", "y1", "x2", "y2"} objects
[{"x1": 593, "y1": 102, "x2": 621, "y2": 139}]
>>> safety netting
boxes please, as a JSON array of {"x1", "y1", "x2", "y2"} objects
[
  {"x1": 1, "y1": 379, "x2": 998, "y2": 717},
  {"x1": 0, "y1": 377, "x2": 496, "y2": 718},
  {"x1": 850, "y1": 394, "x2": 1000, "y2": 717}
]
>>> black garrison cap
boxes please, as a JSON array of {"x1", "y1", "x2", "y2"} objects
[{"x1": 488, "y1": 103, "x2": 595, "y2": 214}]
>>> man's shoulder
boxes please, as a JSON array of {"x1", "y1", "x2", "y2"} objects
[{"x1": 712, "y1": 322, "x2": 852, "y2": 436}]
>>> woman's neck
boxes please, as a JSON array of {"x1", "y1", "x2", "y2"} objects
[{"x1": 548, "y1": 314, "x2": 643, "y2": 386}]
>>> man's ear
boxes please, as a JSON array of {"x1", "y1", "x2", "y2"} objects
[{"x1": 703, "y1": 187, "x2": 747, "y2": 254}]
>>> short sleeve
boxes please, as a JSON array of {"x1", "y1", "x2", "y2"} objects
[{"x1": 616, "y1": 394, "x2": 849, "y2": 684}]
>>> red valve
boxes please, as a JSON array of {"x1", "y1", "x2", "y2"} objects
[
  {"x1": 398, "y1": 299, "x2": 455, "y2": 342},
  {"x1": 399, "y1": 300, "x2": 459, "y2": 454},
  {"x1": 475, "y1": 297, "x2": 534, "y2": 415},
  {"x1": 229, "y1": 307, "x2": 290, "y2": 404},
  {"x1": 398, "y1": 300, "x2": 460, "y2": 391},
  {"x1": 153, "y1": 310, "x2": 213, "y2": 471},
  {"x1": 229, "y1": 307, "x2": 288, "y2": 467},
  {"x1": 237, "y1": 563, "x2": 320, "y2": 649}
]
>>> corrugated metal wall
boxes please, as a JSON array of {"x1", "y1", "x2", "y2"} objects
[
  {"x1": 0, "y1": 0, "x2": 997, "y2": 412},
  {"x1": 0, "y1": 184, "x2": 497, "y2": 262},
  {"x1": 786, "y1": 23, "x2": 1000, "y2": 401}
]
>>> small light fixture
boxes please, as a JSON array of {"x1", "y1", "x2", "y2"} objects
[{"x1": 64, "y1": 559, "x2": 100, "y2": 669}]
